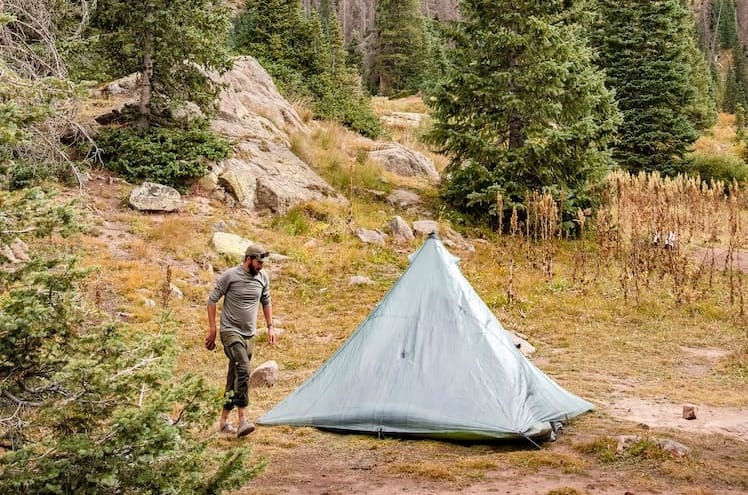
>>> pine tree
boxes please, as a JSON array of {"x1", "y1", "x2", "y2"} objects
[
  {"x1": 0, "y1": 190, "x2": 262, "y2": 493},
  {"x1": 427, "y1": 0, "x2": 620, "y2": 227},
  {"x1": 91, "y1": 0, "x2": 232, "y2": 130},
  {"x1": 233, "y1": 0, "x2": 321, "y2": 79},
  {"x1": 713, "y1": 0, "x2": 738, "y2": 50},
  {"x1": 346, "y1": 30, "x2": 365, "y2": 70},
  {"x1": 369, "y1": 0, "x2": 428, "y2": 96},
  {"x1": 682, "y1": 0, "x2": 717, "y2": 131},
  {"x1": 233, "y1": 0, "x2": 380, "y2": 137},
  {"x1": 735, "y1": 102, "x2": 745, "y2": 139},
  {"x1": 592, "y1": 0, "x2": 700, "y2": 175},
  {"x1": 420, "y1": 17, "x2": 450, "y2": 96}
]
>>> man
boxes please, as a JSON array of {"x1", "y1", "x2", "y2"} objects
[{"x1": 205, "y1": 244, "x2": 276, "y2": 437}]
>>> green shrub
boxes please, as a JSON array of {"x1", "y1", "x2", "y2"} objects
[
  {"x1": 5, "y1": 161, "x2": 53, "y2": 190},
  {"x1": 689, "y1": 153, "x2": 748, "y2": 185},
  {"x1": 97, "y1": 124, "x2": 231, "y2": 189}
]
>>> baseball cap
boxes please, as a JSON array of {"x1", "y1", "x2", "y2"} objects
[{"x1": 245, "y1": 244, "x2": 269, "y2": 259}]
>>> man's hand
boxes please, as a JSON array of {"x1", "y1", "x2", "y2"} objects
[
  {"x1": 268, "y1": 325, "x2": 276, "y2": 346},
  {"x1": 205, "y1": 329, "x2": 216, "y2": 350}
]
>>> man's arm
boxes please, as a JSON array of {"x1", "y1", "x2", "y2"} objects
[
  {"x1": 263, "y1": 304, "x2": 275, "y2": 345},
  {"x1": 205, "y1": 303, "x2": 218, "y2": 350}
]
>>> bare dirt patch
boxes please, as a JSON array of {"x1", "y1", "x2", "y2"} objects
[
  {"x1": 608, "y1": 398, "x2": 748, "y2": 442},
  {"x1": 692, "y1": 246, "x2": 748, "y2": 273}
]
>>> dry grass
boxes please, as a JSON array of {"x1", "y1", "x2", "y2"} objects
[
  {"x1": 50, "y1": 98, "x2": 748, "y2": 494},
  {"x1": 371, "y1": 95, "x2": 429, "y2": 114},
  {"x1": 692, "y1": 113, "x2": 741, "y2": 156}
]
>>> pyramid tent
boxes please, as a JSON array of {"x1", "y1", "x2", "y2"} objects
[{"x1": 259, "y1": 234, "x2": 593, "y2": 440}]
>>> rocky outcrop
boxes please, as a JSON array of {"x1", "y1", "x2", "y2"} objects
[
  {"x1": 207, "y1": 57, "x2": 348, "y2": 214},
  {"x1": 213, "y1": 57, "x2": 307, "y2": 133},
  {"x1": 90, "y1": 57, "x2": 346, "y2": 216}
]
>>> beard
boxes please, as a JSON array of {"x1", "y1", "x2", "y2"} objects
[{"x1": 248, "y1": 264, "x2": 259, "y2": 276}]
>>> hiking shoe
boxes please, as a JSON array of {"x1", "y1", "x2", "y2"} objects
[
  {"x1": 236, "y1": 420, "x2": 256, "y2": 438},
  {"x1": 219, "y1": 423, "x2": 237, "y2": 435}
]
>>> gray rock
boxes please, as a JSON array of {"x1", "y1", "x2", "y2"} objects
[
  {"x1": 208, "y1": 57, "x2": 348, "y2": 214},
  {"x1": 387, "y1": 189, "x2": 421, "y2": 208},
  {"x1": 380, "y1": 112, "x2": 425, "y2": 129},
  {"x1": 388, "y1": 216, "x2": 414, "y2": 243},
  {"x1": 169, "y1": 283, "x2": 183, "y2": 299},
  {"x1": 355, "y1": 228, "x2": 386, "y2": 246},
  {"x1": 683, "y1": 404, "x2": 697, "y2": 420},
  {"x1": 349, "y1": 275, "x2": 374, "y2": 285},
  {"x1": 10, "y1": 237, "x2": 30, "y2": 261},
  {"x1": 250, "y1": 360, "x2": 280, "y2": 387},
  {"x1": 128, "y1": 182, "x2": 181, "y2": 212},
  {"x1": 656, "y1": 438, "x2": 690, "y2": 457},
  {"x1": 413, "y1": 220, "x2": 440, "y2": 237},
  {"x1": 210, "y1": 232, "x2": 252, "y2": 258},
  {"x1": 1, "y1": 244, "x2": 18, "y2": 263},
  {"x1": 368, "y1": 143, "x2": 439, "y2": 181},
  {"x1": 510, "y1": 331, "x2": 536, "y2": 356}
]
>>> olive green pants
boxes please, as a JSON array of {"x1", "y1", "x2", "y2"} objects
[{"x1": 220, "y1": 331, "x2": 254, "y2": 411}]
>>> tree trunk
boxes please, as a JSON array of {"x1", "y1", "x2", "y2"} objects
[
  {"x1": 137, "y1": 3, "x2": 156, "y2": 131},
  {"x1": 509, "y1": 114, "x2": 524, "y2": 150}
]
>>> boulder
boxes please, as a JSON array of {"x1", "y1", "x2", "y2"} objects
[
  {"x1": 387, "y1": 189, "x2": 421, "y2": 208},
  {"x1": 250, "y1": 360, "x2": 280, "y2": 387},
  {"x1": 209, "y1": 57, "x2": 347, "y2": 214},
  {"x1": 128, "y1": 182, "x2": 181, "y2": 212},
  {"x1": 388, "y1": 216, "x2": 414, "y2": 243},
  {"x1": 213, "y1": 57, "x2": 307, "y2": 133},
  {"x1": 413, "y1": 220, "x2": 440, "y2": 237},
  {"x1": 368, "y1": 143, "x2": 439, "y2": 181},
  {"x1": 210, "y1": 232, "x2": 252, "y2": 257},
  {"x1": 355, "y1": 228, "x2": 387, "y2": 246}
]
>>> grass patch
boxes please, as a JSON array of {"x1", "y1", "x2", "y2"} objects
[
  {"x1": 506, "y1": 450, "x2": 587, "y2": 474},
  {"x1": 47, "y1": 102, "x2": 748, "y2": 495}
]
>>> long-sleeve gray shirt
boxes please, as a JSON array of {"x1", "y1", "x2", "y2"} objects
[{"x1": 208, "y1": 265, "x2": 271, "y2": 338}]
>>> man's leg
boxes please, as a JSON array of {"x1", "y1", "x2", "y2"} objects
[
  {"x1": 219, "y1": 356, "x2": 236, "y2": 431},
  {"x1": 228, "y1": 338, "x2": 254, "y2": 436}
]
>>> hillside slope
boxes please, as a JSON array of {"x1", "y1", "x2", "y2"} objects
[{"x1": 69, "y1": 96, "x2": 748, "y2": 494}]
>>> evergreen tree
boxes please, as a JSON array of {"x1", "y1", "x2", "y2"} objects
[
  {"x1": 346, "y1": 30, "x2": 365, "y2": 70},
  {"x1": 726, "y1": 43, "x2": 748, "y2": 112},
  {"x1": 420, "y1": 17, "x2": 450, "y2": 96},
  {"x1": 233, "y1": 0, "x2": 322, "y2": 81},
  {"x1": 369, "y1": 0, "x2": 428, "y2": 96},
  {"x1": 233, "y1": 0, "x2": 380, "y2": 137},
  {"x1": 735, "y1": 102, "x2": 745, "y2": 139},
  {"x1": 427, "y1": 0, "x2": 620, "y2": 227},
  {"x1": 712, "y1": 0, "x2": 738, "y2": 50},
  {"x1": 0, "y1": 190, "x2": 261, "y2": 493},
  {"x1": 592, "y1": 0, "x2": 700, "y2": 175},
  {"x1": 91, "y1": 0, "x2": 232, "y2": 129},
  {"x1": 682, "y1": 0, "x2": 717, "y2": 131}
]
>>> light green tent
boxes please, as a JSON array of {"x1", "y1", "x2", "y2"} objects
[{"x1": 259, "y1": 234, "x2": 593, "y2": 441}]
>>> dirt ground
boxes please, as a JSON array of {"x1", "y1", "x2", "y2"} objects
[
  {"x1": 81, "y1": 176, "x2": 748, "y2": 495},
  {"x1": 241, "y1": 396, "x2": 748, "y2": 495}
]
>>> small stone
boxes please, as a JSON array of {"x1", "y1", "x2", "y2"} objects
[{"x1": 682, "y1": 404, "x2": 697, "y2": 420}]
